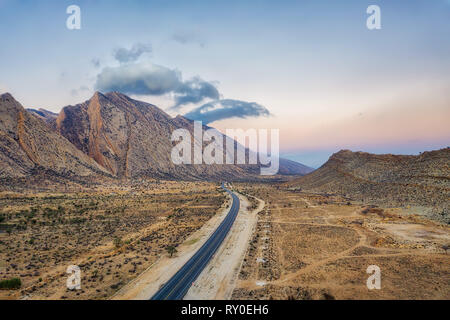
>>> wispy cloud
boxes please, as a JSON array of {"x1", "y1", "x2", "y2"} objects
[
  {"x1": 171, "y1": 31, "x2": 205, "y2": 47},
  {"x1": 113, "y1": 43, "x2": 152, "y2": 64},
  {"x1": 91, "y1": 58, "x2": 101, "y2": 68},
  {"x1": 184, "y1": 99, "x2": 272, "y2": 124},
  {"x1": 70, "y1": 85, "x2": 90, "y2": 97}
]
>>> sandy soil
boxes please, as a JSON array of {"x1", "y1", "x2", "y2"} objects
[
  {"x1": 111, "y1": 192, "x2": 234, "y2": 300},
  {"x1": 231, "y1": 184, "x2": 450, "y2": 300},
  {"x1": 184, "y1": 193, "x2": 265, "y2": 300},
  {"x1": 0, "y1": 181, "x2": 225, "y2": 300}
]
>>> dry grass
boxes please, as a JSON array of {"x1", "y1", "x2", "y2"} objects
[
  {"x1": 0, "y1": 181, "x2": 225, "y2": 300},
  {"x1": 232, "y1": 183, "x2": 450, "y2": 300}
]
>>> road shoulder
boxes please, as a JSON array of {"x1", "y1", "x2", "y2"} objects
[
  {"x1": 184, "y1": 192, "x2": 265, "y2": 300},
  {"x1": 111, "y1": 190, "x2": 233, "y2": 300}
]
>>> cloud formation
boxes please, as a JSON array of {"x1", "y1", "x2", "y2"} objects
[
  {"x1": 96, "y1": 63, "x2": 179, "y2": 95},
  {"x1": 172, "y1": 77, "x2": 219, "y2": 109},
  {"x1": 94, "y1": 63, "x2": 219, "y2": 108},
  {"x1": 94, "y1": 43, "x2": 270, "y2": 120},
  {"x1": 184, "y1": 99, "x2": 272, "y2": 124},
  {"x1": 171, "y1": 31, "x2": 205, "y2": 47},
  {"x1": 113, "y1": 43, "x2": 152, "y2": 64}
]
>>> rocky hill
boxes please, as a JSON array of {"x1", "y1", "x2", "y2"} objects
[
  {"x1": 27, "y1": 108, "x2": 58, "y2": 129},
  {"x1": 277, "y1": 157, "x2": 313, "y2": 176},
  {"x1": 0, "y1": 92, "x2": 311, "y2": 184},
  {"x1": 0, "y1": 93, "x2": 110, "y2": 180},
  {"x1": 287, "y1": 149, "x2": 450, "y2": 222},
  {"x1": 55, "y1": 92, "x2": 251, "y2": 180}
]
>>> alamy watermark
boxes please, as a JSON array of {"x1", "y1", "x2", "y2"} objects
[
  {"x1": 366, "y1": 265, "x2": 381, "y2": 290},
  {"x1": 171, "y1": 121, "x2": 280, "y2": 176},
  {"x1": 367, "y1": 5, "x2": 381, "y2": 30},
  {"x1": 66, "y1": 265, "x2": 81, "y2": 290},
  {"x1": 66, "y1": 5, "x2": 81, "y2": 30},
  {"x1": 66, "y1": 5, "x2": 381, "y2": 31}
]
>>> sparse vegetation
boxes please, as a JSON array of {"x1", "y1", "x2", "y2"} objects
[
  {"x1": 0, "y1": 278, "x2": 21, "y2": 290},
  {"x1": 113, "y1": 237, "x2": 123, "y2": 248},
  {"x1": 0, "y1": 181, "x2": 226, "y2": 300},
  {"x1": 166, "y1": 246, "x2": 178, "y2": 258},
  {"x1": 232, "y1": 183, "x2": 450, "y2": 300}
]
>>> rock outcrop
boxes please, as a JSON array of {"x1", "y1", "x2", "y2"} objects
[
  {"x1": 1, "y1": 92, "x2": 312, "y2": 182},
  {"x1": 0, "y1": 93, "x2": 109, "y2": 179},
  {"x1": 287, "y1": 148, "x2": 450, "y2": 222}
]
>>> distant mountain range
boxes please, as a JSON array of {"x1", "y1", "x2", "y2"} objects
[
  {"x1": 0, "y1": 92, "x2": 313, "y2": 185},
  {"x1": 287, "y1": 148, "x2": 450, "y2": 223}
]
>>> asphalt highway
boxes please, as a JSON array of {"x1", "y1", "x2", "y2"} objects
[{"x1": 151, "y1": 184, "x2": 240, "y2": 300}]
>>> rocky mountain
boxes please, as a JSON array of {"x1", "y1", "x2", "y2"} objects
[
  {"x1": 0, "y1": 92, "x2": 311, "y2": 183},
  {"x1": 54, "y1": 91, "x2": 251, "y2": 180},
  {"x1": 277, "y1": 158, "x2": 313, "y2": 176},
  {"x1": 287, "y1": 148, "x2": 450, "y2": 222},
  {"x1": 27, "y1": 108, "x2": 58, "y2": 129},
  {"x1": 0, "y1": 93, "x2": 109, "y2": 180}
]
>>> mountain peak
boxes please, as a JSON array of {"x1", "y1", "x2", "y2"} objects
[
  {"x1": 0, "y1": 92, "x2": 24, "y2": 113},
  {"x1": 287, "y1": 148, "x2": 449, "y2": 222},
  {"x1": 0, "y1": 93, "x2": 109, "y2": 179},
  {"x1": 91, "y1": 91, "x2": 107, "y2": 101},
  {"x1": 106, "y1": 91, "x2": 127, "y2": 97},
  {"x1": 0, "y1": 92, "x2": 15, "y2": 101},
  {"x1": 89, "y1": 91, "x2": 137, "y2": 107},
  {"x1": 1, "y1": 92, "x2": 312, "y2": 181}
]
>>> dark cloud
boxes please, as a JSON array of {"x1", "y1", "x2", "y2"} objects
[
  {"x1": 96, "y1": 44, "x2": 260, "y2": 113},
  {"x1": 94, "y1": 63, "x2": 219, "y2": 108},
  {"x1": 95, "y1": 63, "x2": 180, "y2": 95},
  {"x1": 113, "y1": 43, "x2": 152, "y2": 64},
  {"x1": 172, "y1": 77, "x2": 220, "y2": 109},
  {"x1": 184, "y1": 99, "x2": 272, "y2": 124}
]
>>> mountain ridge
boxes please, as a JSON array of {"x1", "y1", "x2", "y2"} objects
[
  {"x1": 0, "y1": 92, "x2": 110, "y2": 180},
  {"x1": 287, "y1": 148, "x2": 450, "y2": 222},
  {"x1": 0, "y1": 92, "x2": 312, "y2": 184}
]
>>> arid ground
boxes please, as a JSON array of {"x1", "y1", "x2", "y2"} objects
[
  {"x1": 232, "y1": 184, "x2": 450, "y2": 300},
  {"x1": 0, "y1": 181, "x2": 226, "y2": 300},
  {"x1": 1, "y1": 181, "x2": 448, "y2": 300}
]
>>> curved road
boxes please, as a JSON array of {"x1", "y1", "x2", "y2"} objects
[{"x1": 151, "y1": 184, "x2": 240, "y2": 300}]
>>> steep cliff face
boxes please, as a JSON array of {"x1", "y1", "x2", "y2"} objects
[
  {"x1": 1, "y1": 92, "x2": 311, "y2": 182},
  {"x1": 287, "y1": 149, "x2": 450, "y2": 221},
  {"x1": 0, "y1": 93, "x2": 109, "y2": 178},
  {"x1": 54, "y1": 92, "x2": 311, "y2": 180},
  {"x1": 55, "y1": 92, "x2": 194, "y2": 178},
  {"x1": 56, "y1": 92, "x2": 125, "y2": 175}
]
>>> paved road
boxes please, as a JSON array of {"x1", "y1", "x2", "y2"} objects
[{"x1": 151, "y1": 184, "x2": 240, "y2": 300}]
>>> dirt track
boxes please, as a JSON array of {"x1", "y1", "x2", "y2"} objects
[{"x1": 232, "y1": 185, "x2": 450, "y2": 300}]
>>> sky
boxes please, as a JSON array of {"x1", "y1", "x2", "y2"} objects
[{"x1": 0, "y1": 0, "x2": 449, "y2": 168}]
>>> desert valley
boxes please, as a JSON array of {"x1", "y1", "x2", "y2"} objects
[{"x1": 0, "y1": 92, "x2": 448, "y2": 300}]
